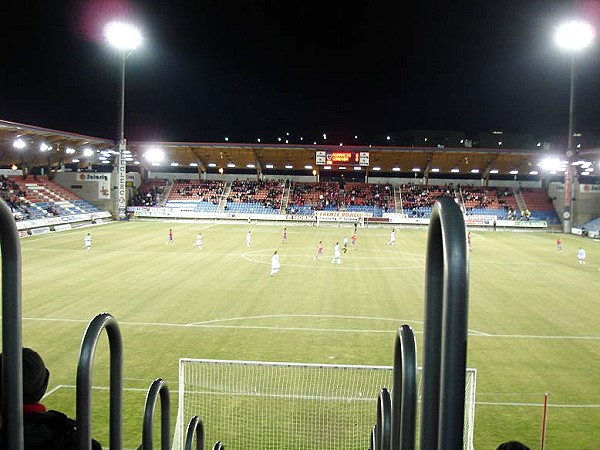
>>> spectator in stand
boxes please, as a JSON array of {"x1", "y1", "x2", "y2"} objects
[
  {"x1": 0, "y1": 348, "x2": 102, "y2": 449},
  {"x1": 496, "y1": 441, "x2": 530, "y2": 450}
]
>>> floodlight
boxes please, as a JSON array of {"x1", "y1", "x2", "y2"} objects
[
  {"x1": 65, "y1": 147, "x2": 76, "y2": 154},
  {"x1": 82, "y1": 148, "x2": 94, "y2": 157},
  {"x1": 555, "y1": 20, "x2": 595, "y2": 51},
  {"x1": 539, "y1": 157, "x2": 563, "y2": 171},
  {"x1": 39, "y1": 143, "x2": 50, "y2": 152},
  {"x1": 13, "y1": 138, "x2": 26, "y2": 149},
  {"x1": 104, "y1": 21, "x2": 142, "y2": 51},
  {"x1": 144, "y1": 147, "x2": 164, "y2": 162}
]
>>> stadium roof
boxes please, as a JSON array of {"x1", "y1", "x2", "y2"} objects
[{"x1": 1, "y1": 118, "x2": 598, "y2": 178}]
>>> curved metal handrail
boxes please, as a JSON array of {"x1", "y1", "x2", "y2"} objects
[
  {"x1": 141, "y1": 378, "x2": 171, "y2": 450},
  {"x1": 390, "y1": 324, "x2": 417, "y2": 450},
  {"x1": 376, "y1": 388, "x2": 391, "y2": 450},
  {"x1": 419, "y1": 197, "x2": 470, "y2": 450},
  {"x1": 184, "y1": 415, "x2": 204, "y2": 450},
  {"x1": 76, "y1": 312, "x2": 123, "y2": 450},
  {"x1": 0, "y1": 198, "x2": 24, "y2": 450}
]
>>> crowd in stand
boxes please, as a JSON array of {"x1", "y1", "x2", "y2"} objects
[
  {"x1": 131, "y1": 179, "x2": 167, "y2": 207},
  {"x1": 287, "y1": 181, "x2": 341, "y2": 212},
  {"x1": 1, "y1": 175, "x2": 31, "y2": 220},
  {"x1": 227, "y1": 179, "x2": 284, "y2": 210},
  {"x1": 343, "y1": 182, "x2": 394, "y2": 211},
  {"x1": 175, "y1": 179, "x2": 224, "y2": 204}
]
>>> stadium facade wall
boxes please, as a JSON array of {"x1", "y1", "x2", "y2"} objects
[{"x1": 548, "y1": 181, "x2": 600, "y2": 227}]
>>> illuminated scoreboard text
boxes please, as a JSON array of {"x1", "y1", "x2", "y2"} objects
[{"x1": 315, "y1": 150, "x2": 369, "y2": 166}]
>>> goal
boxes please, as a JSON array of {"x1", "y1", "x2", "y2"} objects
[
  {"x1": 315, "y1": 211, "x2": 367, "y2": 227},
  {"x1": 171, "y1": 359, "x2": 476, "y2": 450}
]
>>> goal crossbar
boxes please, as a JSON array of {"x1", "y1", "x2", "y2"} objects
[{"x1": 172, "y1": 358, "x2": 476, "y2": 450}]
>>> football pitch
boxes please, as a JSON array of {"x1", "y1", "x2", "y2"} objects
[{"x1": 8, "y1": 220, "x2": 600, "y2": 449}]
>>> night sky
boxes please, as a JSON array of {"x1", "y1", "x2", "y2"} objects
[{"x1": 2, "y1": 1, "x2": 600, "y2": 145}]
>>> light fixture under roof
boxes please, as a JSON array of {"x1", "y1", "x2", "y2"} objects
[
  {"x1": 392, "y1": 167, "x2": 401, "y2": 172},
  {"x1": 451, "y1": 168, "x2": 460, "y2": 173},
  {"x1": 509, "y1": 170, "x2": 519, "y2": 175},
  {"x1": 208, "y1": 163, "x2": 217, "y2": 167},
  {"x1": 430, "y1": 168, "x2": 440, "y2": 172},
  {"x1": 285, "y1": 164, "x2": 293, "y2": 169},
  {"x1": 13, "y1": 138, "x2": 26, "y2": 149},
  {"x1": 247, "y1": 164, "x2": 255, "y2": 168},
  {"x1": 372, "y1": 166, "x2": 381, "y2": 171},
  {"x1": 304, "y1": 165, "x2": 313, "y2": 170},
  {"x1": 489, "y1": 169, "x2": 499, "y2": 174},
  {"x1": 227, "y1": 162, "x2": 236, "y2": 168},
  {"x1": 470, "y1": 169, "x2": 480, "y2": 173},
  {"x1": 265, "y1": 164, "x2": 274, "y2": 169},
  {"x1": 189, "y1": 162, "x2": 198, "y2": 167}
]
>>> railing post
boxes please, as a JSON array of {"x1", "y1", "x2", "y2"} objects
[
  {"x1": 0, "y1": 199, "x2": 24, "y2": 450},
  {"x1": 419, "y1": 197, "x2": 470, "y2": 450},
  {"x1": 76, "y1": 313, "x2": 123, "y2": 450},
  {"x1": 390, "y1": 325, "x2": 417, "y2": 450},
  {"x1": 142, "y1": 378, "x2": 171, "y2": 450}
]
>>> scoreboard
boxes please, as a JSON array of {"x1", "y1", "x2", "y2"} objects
[{"x1": 315, "y1": 150, "x2": 369, "y2": 166}]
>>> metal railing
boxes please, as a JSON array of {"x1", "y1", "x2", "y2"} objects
[{"x1": 370, "y1": 196, "x2": 470, "y2": 450}]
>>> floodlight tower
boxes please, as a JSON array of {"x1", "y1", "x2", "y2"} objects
[
  {"x1": 104, "y1": 21, "x2": 142, "y2": 220},
  {"x1": 554, "y1": 20, "x2": 595, "y2": 233}
]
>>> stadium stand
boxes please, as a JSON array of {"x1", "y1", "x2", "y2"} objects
[
  {"x1": 519, "y1": 188, "x2": 560, "y2": 224},
  {"x1": 2, "y1": 175, "x2": 102, "y2": 220},
  {"x1": 132, "y1": 178, "x2": 168, "y2": 207},
  {"x1": 164, "y1": 179, "x2": 225, "y2": 212},
  {"x1": 341, "y1": 182, "x2": 395, "y2": 217},
  {"x1": 224, "y1": 179, "x2": 285, "y2": 214},
  {"x1": 580, "y1": 215, "x2": 600, "y2": 232},
  {"x1": 287, "y1": 181, "x2": 341, "y2": 215}
]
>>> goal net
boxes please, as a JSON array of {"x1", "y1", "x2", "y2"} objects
[
  {"x1": 315, "y1": 211, "x2": 367, "y2": 227},
  {"x1": 172, "y1": 359, "x2": 476, "y2": 450}
]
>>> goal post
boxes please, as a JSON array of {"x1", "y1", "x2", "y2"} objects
[
  {"x1": 171, "y1": 358, "x2": 476, "y2": 450},
  {"x1": 315, "y1": 211, "x2": 367, "y2": 227}
]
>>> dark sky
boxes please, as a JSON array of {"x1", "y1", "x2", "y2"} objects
[{"x1": 2, "y1": 1, "x2": 600, "y2": 144}]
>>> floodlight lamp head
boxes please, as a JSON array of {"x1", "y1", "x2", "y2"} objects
[
  {"x1": 104, "y1": 21, "x2": 142, "y2": 51},
  {"x1": 555, "y1": 20, "x2": 595, "y2": 51},
  {"x1": 13, "y1": 138, "x2": 26, "y2": 149}
]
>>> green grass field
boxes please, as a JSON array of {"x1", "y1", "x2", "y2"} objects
[{"x1": 5, "y1": 220, "x2": 600, "y2": 449}]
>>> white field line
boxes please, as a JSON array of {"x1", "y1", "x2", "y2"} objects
[
  {"x1": 44, "y1": 385, "x2": 600, "y2": 409},
  {"x1": 21, "y1": 315, "x2": 600, "y2": 340}
]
